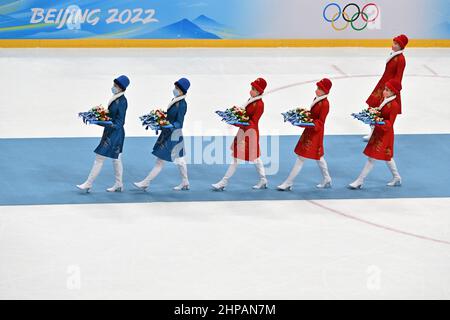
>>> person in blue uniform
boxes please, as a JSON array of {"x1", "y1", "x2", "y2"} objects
[
  {"x1": 77, "y1": 75, "x2": 130, "y2": 193},
  {"x1": 134, "y1": 78, "x2": 190, "y2": 191}
]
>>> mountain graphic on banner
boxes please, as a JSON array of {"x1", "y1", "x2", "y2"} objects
[
  {"x1": 192, "y1": 15, "x2": 237, "y2": 38},
  {"x1": 142, "y1": 18, "x2": 220, "y2": 39},
  {"x1": 193, "y1": 15, "x2": 225, "y2": 29}
]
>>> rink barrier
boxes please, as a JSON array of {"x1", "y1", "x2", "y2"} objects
[{"x1": 0, "y1": 39, "x2": 449, "y2": 48}]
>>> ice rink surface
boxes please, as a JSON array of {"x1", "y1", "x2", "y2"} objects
[{"x1": 0, "y1": 47, "x2": 449, "y2": 299}]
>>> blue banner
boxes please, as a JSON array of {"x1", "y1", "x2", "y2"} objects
[{"x1": 0, "y1": 0, "x2": 449, "y2": 40}]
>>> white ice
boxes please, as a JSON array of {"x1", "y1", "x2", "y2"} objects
[
  {"x1": 0, "y1": 48, "x2": 449, "y2": 138},
  {"x1": 0, "y1": 199, "x2": 449, "y2": 299},
  {"x1": 0, "y1": 48, "x2": 449, "y2": 299}
]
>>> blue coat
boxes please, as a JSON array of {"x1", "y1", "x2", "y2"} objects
[
  {"x1": 152, "y1": 99, "x2": 187, "y2": 162},
  {"x1": 94, "y1": 95, "x2": 127, "y2": 159}
]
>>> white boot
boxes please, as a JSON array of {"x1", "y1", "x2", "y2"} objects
[
  {"x1": 211, "y1": 179, "x2": 227, "y2": 191},
  {"x1": 107, "y1": 156, "x2": 124, "y2": 192},
  {"x1": 134, "y1": 158, "x2": 165, "y2": 191},
  {"x1": 173, "y1": 183, "x2": 190, "y2": 191},
  {"x1": 349, "y1": 158, "x2": 375, "y2": 189},
  {"x1": 77, "y1": 155, "x2": 105, "y2": 193},
  {"x1": 253, "y1": 178, "x2": 268, "y2": 190},
  {"x1": 252, "y1": 158, "x2": 268, "y2": 189},
  {"x1": 386, "y1": 159, "x2": 402, "y2": 187},
  {"x1": 277, "y1": 157, "x2": 305, "y2": 191},
  {"x1": 133, "y1": 180, "x2": 149, "y2": 191},
  {"x1": 363, "y1": 125, "x2": 374, "y2": 142},
  {"x1": 174, "y1": 157, "x2": 190, "y2": 191},
  {"x1": 212, "y1": 160, "x2": 238, "y2": 191},
  {"x1": 77, "y1": 182, "x2": 93, "y2": 193},
  {"x1": 316, "y1": 157, "x2": 332, "y2": 189}
]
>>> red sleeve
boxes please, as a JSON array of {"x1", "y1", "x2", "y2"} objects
[
  {"x1": 312, "y1": 100, "x2": 329, "y2": 132},
  {"x1": 366, "y1": 95, "x2": 380, "y2": 108},
  {"x1": 377, "y1": 101, "x2": 399, "y2": 131},
  {"x1": 235, "y1": 100, "x2": 264, "y2": 129},
  {"x1": 394, "y1": 55, "x2": 406, "y2": 82}
]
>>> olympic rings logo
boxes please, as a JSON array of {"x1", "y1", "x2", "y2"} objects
[{"x1": 323, "y1": 2, "x2": 380, "y2": 31}]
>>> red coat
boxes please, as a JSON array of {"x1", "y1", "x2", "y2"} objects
[
  {"x1": 232, "y1": 99, "x2": 264, "y2": 161},
  {"x1": 363, "y1": 99, "x2": 400, "y2": 161},
  {"x1": 294, "y1": 97, "x2": 329, "y2": 160},
  {"x1": 366, "y1": 53, "x2": 406, "y2": 114}
]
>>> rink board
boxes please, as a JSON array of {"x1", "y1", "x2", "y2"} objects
[{"x1": 1, "y1": 39, "x2": 450, "y2": 48}]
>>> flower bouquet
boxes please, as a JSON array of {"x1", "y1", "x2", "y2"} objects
[
  {"x1": 281, "y1": 107, "x2": 315, "y2": 127},
  {"x1": 351, "y1": 108, "x2": 385, "y2": 125},
  {"x1": 139, "y1": 109, "x2": 171, "y2": 134},
  {"x1": 78, "y1": 105, "x2": 112, "y2": 126},
  {"x1": 215, "y1": 106, "x2": 250, "y2": 126}
]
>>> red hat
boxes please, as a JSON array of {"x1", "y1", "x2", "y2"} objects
[
  {"x1": 251, "y1": 77, "x2": 267, "y2": 94},
  {"x1": 316, "y1": 78, "x2": 332, "y2": 94},
  {"x1": 385, "y1": 79, "x2": 402, "y2": 95},
  {"x1": 393, "y1": 34, "x2": 409, "y2": 49}
]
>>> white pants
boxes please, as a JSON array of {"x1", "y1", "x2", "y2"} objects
[
  {"x1": 221, "y1": 157, "x2": 266, "y2": 182},
  {"x1": 84, "y1": 154, "x2": 123, "y2": 186},
  {"x1": 141, "y1": 157, "x2": 189, "y2": 184},
  {"x1": 355, "y1": 157, "x2": 401, "y2": 183},
  {"x1": 283, "y1": 156, "x2": 331, "y2": 185}
]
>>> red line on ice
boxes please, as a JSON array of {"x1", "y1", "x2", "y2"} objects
[{"x1": 308, "y1": 200, "x2": 450, "y2": 246}]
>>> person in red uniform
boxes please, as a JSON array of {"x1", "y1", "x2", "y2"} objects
[
  {"x1": 277, "y1": 78, "x2": 333, "y2": 191},
  {"x1": 212, "y1": 78, "x2": 268, "y2": 191},
  {"x1": 349, "y1": 79, "x2": 403, "y2": 189},
  {"x1": 363, "y1": 34, "x2": 408, "y2": 141}
]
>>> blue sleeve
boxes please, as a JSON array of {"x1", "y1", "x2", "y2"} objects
[
  {"x1": 172, "y1": 100, "x2": 187, "y2": 129},
  {"x1": 111, "y1": 97, "x2": 127, "y2": 129}
]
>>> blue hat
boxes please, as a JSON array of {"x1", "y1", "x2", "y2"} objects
[
  {"x1": 114, "y1": 75, "x2": 130, "y2": 91},
  {"x1": 174, "y1": 78, "x2": 190, "y2": 94}
]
